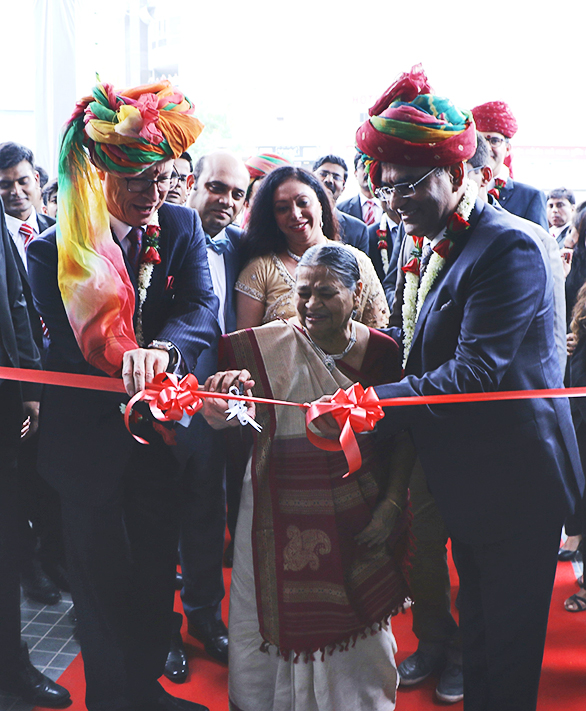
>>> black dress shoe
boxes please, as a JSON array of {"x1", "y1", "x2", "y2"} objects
[
  {"x1": 21, "y1": 558, "x2": 62, "y2": 605},
  {"x1": 398, "y1": 649, "x2": 445, "y2": 686},
  {"x1": 187, "y1": 617, "x2": 228, "y2": 665},
  {"x1": 0, "y1": 642, "x2": 71, "y2": 708},
  {"x1": 175, "y1": 571, "x2": 184, "y2": 590},
  {"x1": 164, "y1": 631, "x2": 188, "y2": 683},
  {"x1": 558, "y1": 547, "x2": 581, "y2": 562}
]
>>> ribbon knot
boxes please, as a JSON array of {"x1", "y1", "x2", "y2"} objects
[
  {"x1": 124, "y1": 372, "x2": 203, "y2": 443},
  {"x1": 305, "y1": 383, "x2": 384, "y2": 476}
]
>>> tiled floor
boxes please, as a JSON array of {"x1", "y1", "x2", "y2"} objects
[{"x1": 0, "y1": 591, "x2": 80, "y2": 711}]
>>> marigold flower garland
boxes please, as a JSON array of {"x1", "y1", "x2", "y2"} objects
[
  {"x1": 135, "y1": 213, "x2": 162, "y2": 347},
  {"x1": 401, "y1": 180, "x2": 478, "y2": 368}
]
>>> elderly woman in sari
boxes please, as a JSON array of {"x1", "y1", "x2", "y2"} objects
[
  {"x1": 202, "y1": 244, "x2": 414, "y2": 711},
  {"x1": 235, "y1": 166, "x2": 389, "y2": 330}
]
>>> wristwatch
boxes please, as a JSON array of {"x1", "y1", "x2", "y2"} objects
[{"x1": 148, "y1": 340, "x2": 179, "y2": 371}]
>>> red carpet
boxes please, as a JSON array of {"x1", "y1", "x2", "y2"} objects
[{"x1": 44, "y1": 554, "x2": 586, "y2": 710}]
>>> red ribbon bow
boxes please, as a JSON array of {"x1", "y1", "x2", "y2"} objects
[
  {"x1": 305, "y1": 383, "x2": 384, "y2": 476},
  {"x1": 124, "y1": 372, "x2": 203, "y2": 444}
]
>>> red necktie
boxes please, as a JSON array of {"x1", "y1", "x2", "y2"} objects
[
  {"x1": 20, "y1": 223, "x2": 35, "y2": 250},
  {"x1": 18, "y1": 224, "x2": 49, "y2": 338},
  {"x1": 126, "y1": 227, "x2": 143, "y2": 276},
  {"x1": 363, "y1": 200, "x2": 375, "y2": 226}
]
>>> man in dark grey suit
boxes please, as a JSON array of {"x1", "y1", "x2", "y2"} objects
[
  {"x1": 0, "y1": 142, "x2": 63, "y2": 606},
  {"x1": 472, "y1": 102, "x2": 548, "y2": 230},
  {"x1": 0, "y1": 199, "x2": 70, "y2": 707},
  {"x1": 172, "y1": 151, "x2": 249, "y2": 675},
  {"x1": 312, "y1": 154, "x2": 369, "y2": 254},
  {"x1": 28, "y1": 81, "x2": 215, "y2": 711},
  {"x1": 338, "y1": 151, "x2": 384, "y2": 227}
]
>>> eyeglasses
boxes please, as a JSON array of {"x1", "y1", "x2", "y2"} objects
[
  {"x1": 125, "y1": 172, "x2": 179, "y2": 193},
  {"x1": 174, "y1": 174, "x2": 191, "y2": 184},
  {"x1": 484, "y1": 136, "x2": 508, "y2": 147},
  {"x1": 316, "y1": 170, "x2": 345, "y2": 184},
  {"x1": 375, "y1": 167, "x2": 437, "y2": 201},
  {"x1": 466, "y1": 166, "x2": 483, "y2": 174}
]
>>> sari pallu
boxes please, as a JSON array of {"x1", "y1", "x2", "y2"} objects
[{"x1": 221, "y1": 319, "x2": 410, "y2": 659}]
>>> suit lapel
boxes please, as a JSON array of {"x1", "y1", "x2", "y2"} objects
[{"x1": 408, "y1": 200, "x2": 483, "y2": 358}]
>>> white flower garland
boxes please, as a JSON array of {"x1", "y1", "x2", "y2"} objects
[
  {"x1": 135, "y1": 210, "x2": 159, "y2": 347},
  {"x1": 401, "y1": 180, "x2": 478, "y2": 368}
]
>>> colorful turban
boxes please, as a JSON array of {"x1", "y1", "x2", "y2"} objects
[
  {"x1": 57, "y1": 80, "x2": 204, "y2": 376},
  {"x1": 245, "y1": 153, "x2": 291, "y2": 180},
  {"x1": 471, "y1": 101, "x2": 518, "y2": 139},
  {"x1": 355, "y1": 65, "x2": 476, "y2": 188}
]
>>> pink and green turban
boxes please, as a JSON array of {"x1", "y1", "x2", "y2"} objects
[
  {"x1": 356, "y1": 65, "x2": 476, "y2": 188},
  {"x1": 245, "y1": 153, "x2": 291, "y2": 180},
  {"x1": 57, "y1": 80, "x2": 204, "y2": 376}
]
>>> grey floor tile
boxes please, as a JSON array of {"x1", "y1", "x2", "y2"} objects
[
  {"x1": 61, "y1": 639, "x2": 80, "y2": 654},
  {"x1": 29, "y1": 649, "x2": 57, "y2": 667},
  {"x1": 45, "y1": 626, "x2": 72, "y2": 640},
  {"x1": 32, "y1": 637, "x2": 67, "y2": 653},
  {"x1": 19, "y1": 599, "x2": 45, "y2": 612},
  {"x1": 51, "y1": 652, "x2": 77, "y2": 668},
  {"x1": 19, "y1": 609, "x2": 39, "y2": 623},
  {"x1": 20, "y1": 622, "x2": 52, "y2": 636},
  {"x1": 42, "y1": 667, "x2": 66, "y2": 682},
  {"x1": 32, "y1": 610, "x2": 66, "y2": 625}
]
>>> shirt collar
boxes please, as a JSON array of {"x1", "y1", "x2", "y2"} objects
[
  {"x1": 5, "y1": 209, "x2": 39, "y2": 236},
  {"x1": 109, "y1": 213, "x2": 134, "y2": 242}
]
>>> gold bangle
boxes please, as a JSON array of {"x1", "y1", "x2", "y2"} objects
[{"x1": 386, "y1": 498, "x2": 403, "y2": 514}]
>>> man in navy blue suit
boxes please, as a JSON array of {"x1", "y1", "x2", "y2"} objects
[
  {"x1": 312, "y1": 155, "x2": 369, "y2": 254},
  {"x1": 172, "y1": 151, "x2": 249, "y2": 673},
  {"x1": 472, "y1": 101, "x2": 548, "y2": 230},
  {"x1": 338, "y1": 151, "x2": 384, "y2": 227},
  {"x1": 28, "y1": 81, "x2": 216, "y2": 711},
  {"x1": 315, "y1": 66, "x2": 584, "y2": 711}
]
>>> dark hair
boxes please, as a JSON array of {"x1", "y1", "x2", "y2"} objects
[
  {"x1": 178, "y1": 151, "x2": 193, "y2": 173},
  {"x1": 242, "y1": 166, "x2": 339, "y2": 260},
  {"x1": 193, "y1": 155, "x2": 205, "y2": 184},
  {"x1": 547, "y1": 187, "x2": 575, "y2": 205},
  {"x1": 0, "y1": 142, "x2": 35, "y2": 171},
  {"x1": 42, "y1": 178, "x2": 58, "y2": 205},
  {"x1": 567, "y1": 208, "x2": 586, "y2": 335},
  {"x1": 36, "y1": 165, "x2": 49, "y2": 188},
  {"x1": 298, "y1": 243, "x2": 360, "y2": 291},
  {"x1": 469, "y1": 132, "x2": 491, "y2": 169},
  {"x1": 353, "y1": 151, "x2": 365, "y2": 171},
  {"x1": 312, "y1": 155, "x2": 348, "y2": 182}
]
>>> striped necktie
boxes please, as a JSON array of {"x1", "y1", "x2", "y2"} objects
[
  {"x1": 363, "y1": 200, "x2": 375, "y2": 226},
  {"x1": 20, "y1": 223, "x2": 35, "y2": 250}
]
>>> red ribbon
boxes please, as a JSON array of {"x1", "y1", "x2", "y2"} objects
[
  {"x1": 305, "y1": 383, "x2": 384, "y2": 477},
  {"x1": 124, "y1": 373, "x2": 203, "y2": 444}
]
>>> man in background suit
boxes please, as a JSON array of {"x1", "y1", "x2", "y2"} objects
[
  {"x1": 312, "y1": 154, "x2": 369, "y2": 254},
  {"x1": 316, "y1": 66, "x2": 583, "y2": 711},
  {"x1": 338, "y1": 151, "x2": 383, "y2": 226},
  {"x1": 171, "y1": 151, "x2": 249, "y2": 677},
  {"x1": 0, "y1": 142, "x2": 64, "y2": 606},
  {"x1": 472, "y1": 101, "x2": 548, "y2": 230},
  {"x1": 547, "y1": 187, "x2": 576, "y2": 247},
  {"x1": 28, "y1": 80, "x2": 216, "y2": 711},
  {"x1": 0, "y1": 199, "x2": 70, "y2": 708}
]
